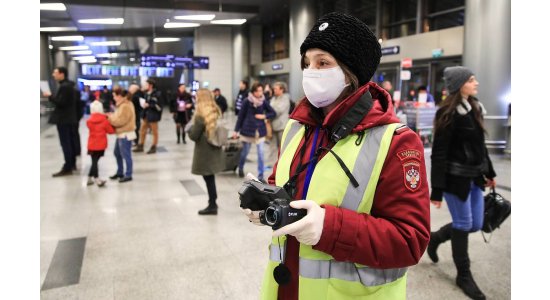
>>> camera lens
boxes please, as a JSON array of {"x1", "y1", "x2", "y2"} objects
[{"x1": 264, "y1": 206, "x2": 278, "y2": 226}]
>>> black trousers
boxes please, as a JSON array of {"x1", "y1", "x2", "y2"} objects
[
  {"x1": 134, "y1": 116, "x2": 141, "y2": 145},
  {"x1": 88, "y1": 153, "x2": 102, "y2": 177},
  {"x1": 203, "y1": 175, "x2": 217, "y2": 207},
  {"x1": 73, "y1": 123, "x2": 81, "y2": 156},
  {"x1": 57, "y1": 124, "x2": 78, "y2": 171}
]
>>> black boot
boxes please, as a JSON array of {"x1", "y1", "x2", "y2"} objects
[
  {"x1": 133, "y1": 144, "x2": 144, "y2": 152},
  {"x1": 198, "y1": 203, "x2": 218, "y2": 215},
  {"x1": 182, "y1": 131, "x2": 187, "y2": 144},
  {"x1": 427, "y1": 223, "x2": 453, "y2": 263},
  {"x1": 452, "y1": 228, "x2": 486, "y2": 300},
  {"x1": 176, "y1": 127, "x2": 181, "y2": 144},
  {"x1": 147, "y1": 145, "x2": 157, "y2": 154}
]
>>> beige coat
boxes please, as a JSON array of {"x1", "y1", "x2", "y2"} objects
[{"x1": 108, "y1": 100, "x2": 136, "y2": 134}]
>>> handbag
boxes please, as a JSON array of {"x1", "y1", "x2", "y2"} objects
[
  {"x1": 481, "y1": 187, "x2": 511, "y2": 242},
  {"x1": 265, "y1": 119, "x2": 273, "y2": 140}
]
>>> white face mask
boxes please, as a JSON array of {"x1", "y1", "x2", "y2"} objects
[{"x1": 302, "y1": 66, "x2": 349, "y2": 108}]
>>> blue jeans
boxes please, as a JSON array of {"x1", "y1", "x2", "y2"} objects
[
  {"x1": 239, "y1": 141, "x2": 265, "y2": 179},
  {"x1": 114, "y1": 137, "x2": 133, "y2": 177},
  {"x1": 444, "y1": 182, "x2": 484, "y2": 232}
]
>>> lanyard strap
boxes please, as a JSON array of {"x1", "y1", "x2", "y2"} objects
[{"x1": 302, "y1": 127, "x2": 321, "y2": 199}]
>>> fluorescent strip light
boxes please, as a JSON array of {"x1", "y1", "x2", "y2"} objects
[
  {"x1": 210, "y1": 19, "x2": 246, "y2": 25},
  {"x1": 96, "y1": 53, "x2": 118, "y2": 58},
  {"x1": 40, "y1": 3, "x2": 66, "y2": 11},
  {"x1": 51, "y1": 35, "x2": 84, "y2": 41},
  {"x1": 90, "y1": 41, "x2": 121, "y2": 46},
  {"x1": 100, "y1": 60, "x2": 112, "y2": 64},
  {"x1": 164, "y1": 22, "x2": 200, "y2": 28},
  {"x1": 69, "y1": 50, "x2": 93, "y2": 55},
  {"x1": 72, "y1": 56, "x2": 96, "y2": 60},
  {"x1": 153, "y1": 37, "x2": 181, "y2": 43},
  {"x1": 174, "y1": 14, "x2": 215, "y2": 21},
  {"x1": 40, "y1": 27, "x2": 78, "y2": 32},
  {"x1": 78, "y1": 18, "x2": 124, "y2": 25},
  {"x1": 59, "y1": 45, "x2": 89, "y2": 51},
  {"x1": 77, "y1": 59, "x2": 97, "y2": 64}
]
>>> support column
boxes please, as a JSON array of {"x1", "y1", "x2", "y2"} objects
[
  {"x1": 232, "y1": 26, "x2": 249, "y2": 106},
  {"x1": 288, "y1": 0, "x2": 317, "y2": 102},
  {"x1": 463, "y1": 0, "x2": 511, "y2": 148}
]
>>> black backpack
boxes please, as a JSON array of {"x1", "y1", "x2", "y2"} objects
[{"x1": 289, "y1": 99, "x2": 296, "y2": 115}]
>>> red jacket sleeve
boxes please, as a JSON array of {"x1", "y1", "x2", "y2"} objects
[
  {"x1": 313, "y1": 129, "x2": 430, "y2": 268},
  {"x1": 104, "y1": 117, "x2": 115, "y2": 134}
]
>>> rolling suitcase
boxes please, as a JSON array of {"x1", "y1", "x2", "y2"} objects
[{"x1": 224, "y1": 138, "x2": 242, "y2": 172}]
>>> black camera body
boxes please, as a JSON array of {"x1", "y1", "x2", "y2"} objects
[
  {"x1": 238, "y1": 180, "x2": 306, "y2": 230},
  {"x1": 259, "y1": 199, "x2": 308, "y2": 230}
]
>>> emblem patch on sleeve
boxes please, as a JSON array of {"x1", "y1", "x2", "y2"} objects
[
  {"x1": 403, "y1": 160, "x2": 421, "y2": 192},
  {"x1": 397, "y1": 149, "x2": 421, "y2": 162}
]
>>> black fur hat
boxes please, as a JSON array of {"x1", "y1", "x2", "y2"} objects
[{"x1": 300, "y1": 12, "x2": 381, "y2": 85}]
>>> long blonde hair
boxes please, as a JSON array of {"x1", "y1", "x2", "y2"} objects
[{"x1": 195, "y1": 88, "x2": 221, "y2": 138}]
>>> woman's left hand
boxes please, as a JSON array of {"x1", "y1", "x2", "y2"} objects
[
  {"x1": 272, "y1": 200, "x2": 325, "y2": 246},
  {"x1": 255, "y1": 114, "x2": 266, "y2": 120},
  {"x1": 485, "y1": 178, "x2": 496, "y2": 188}
]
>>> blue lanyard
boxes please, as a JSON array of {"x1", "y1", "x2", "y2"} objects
[{"x1": 301, "y1": 127, "x2": 321, "y2": 200}]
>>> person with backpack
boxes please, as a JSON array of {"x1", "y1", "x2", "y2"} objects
[
  {"x1": 188, "y1": 89, "x2": 224, "y2": 215},
  {"x1": 86, "y1": 100, "x2": 115, "y2": 186},
  {"x1": 428, "y1": 66, "x2": 497, "y2": 300},
  {"x1": 42, "y1": 66, "x2": 79, "y2": 177}
]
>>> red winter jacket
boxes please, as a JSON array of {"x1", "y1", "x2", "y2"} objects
[
  {"x1": 86, "y1": 113, "x2": 115, "y2": 151},
  {"x1": 268, "y1": 82, "x2": 430, "y2": 300}
]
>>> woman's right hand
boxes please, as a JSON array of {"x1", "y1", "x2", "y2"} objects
[{"x1": 430, "y1": 200, "x2": 442, "y2": 208}]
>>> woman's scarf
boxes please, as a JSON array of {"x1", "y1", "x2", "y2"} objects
[{"x1": 248, "y1": 92, "x2": 265, "y2": 108}]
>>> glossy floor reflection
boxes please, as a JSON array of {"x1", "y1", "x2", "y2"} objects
[{"x1": 40, "y1": 110, "x2": 511, "y2": 299}]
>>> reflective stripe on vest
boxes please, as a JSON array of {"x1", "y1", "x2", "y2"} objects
[{"x1": 299, "y1": 258, "x2": 408, "y2": 287}]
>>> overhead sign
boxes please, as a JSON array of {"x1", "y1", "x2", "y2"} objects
[
  {"x1": 400, "y1": 70, "x2": 411, "y2": 81},
  {"x1": 401, "y1": 58, "x2": 413, "y2": 69},
  {"x1": 381, "y1": 46, "x2": 400, "y2": 56}
]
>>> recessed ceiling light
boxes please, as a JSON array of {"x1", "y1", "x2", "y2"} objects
[
  {"x1": 40, "y1": 3, "x2": 66, "y2": 11},
  {"x1": 78, "y1": 18, "x2": 124, "y2": 25},
  {"x1": 51, "y1": 35, "x2": 84, "y2": 41},
  {"x1": 69, "y1": 50, "x2": 93, "y2": 55},
  {"x1": 49, "y1": 45, "x2": 53, "y2": 49},
  {"x1": 174, "y1": 14, "x2": 215, "y2": 21},
  {"x1": 40, "y1": 27, "x2": 78, "y2": 32},
  {"x1": 100, "y1": 60, "x2": 111, "y2": 64},
  {"x1": 59, "y1": 45, "x2": 89, "y2": 51},
  {"x1": 90, "y1": 41, "x2": 122, "y2": 46},
  {"x1": 129, "y1": 58, "x2": 135, "y2": 61},
  {"x1": 96, "y1": 53, "x2": 118, "y2": 58},
  {"x1": 72, "y1": 56, "x2": 96, "y2": 61},
  {"x1": 164, "y1": 22, "x2": 200, "y2": 29},
  {"x1": 210, "y1": 19, "x2": 246, "y2": 25},
  {"x1": 153, "y1": 37, "x2": 181, "y2": 43}
]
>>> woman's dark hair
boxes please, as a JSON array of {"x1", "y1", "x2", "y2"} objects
[
  {"x1": 241, "y1": 80, "x2": 249, "y2": 89},
  {"x1": 434, "y1": 92, "x2": 486, "y2": 134},
  {"x1": 250, "y1": 82, "x2": 263, "y2": 94},
  {"x1": 112, "y1": 86, "x2": 132, "y2": 100}
]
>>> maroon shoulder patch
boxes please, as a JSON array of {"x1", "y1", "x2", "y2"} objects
[
  {"x1": 397, "y1": 149, "x2": 421, "y2": 162},
  {"x1": 402, "y1": 160, "x2": 421, "y2": 192}
]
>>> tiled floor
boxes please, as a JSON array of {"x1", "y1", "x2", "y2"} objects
[{"x1": 40, "y1": 111, "x2": 511, "y2": 299}]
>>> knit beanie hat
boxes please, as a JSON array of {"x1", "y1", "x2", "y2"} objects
[
  {"x1": 90, "y1": 100, "x2": 104, "y2": 114},
  {"x1": 443, "y1": 66, "x2": 474, "y2": 94},
  {"x1": 300, "y1": 12, "x2": 381, "y2": 86}
]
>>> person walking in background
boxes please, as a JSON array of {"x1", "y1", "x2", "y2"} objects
[
  {"x1": 234, "y1": 80, "x2": 248, "y2": 116},
  {"x1": 188, "y1": 89, "x2": 224, "y2": 215},
  {"x1": 232, "y1": 82, "x2": 276, "y2": 182},
  {"x1": 100, "y1": 85, "x2": 114, "y2": 113},
  {"x1": 263, "y1": 83, "x2": 273, "y2": 101},
  {"x1": 429, "y1": 66, "x2": 497, "y2": 300},
  {"x1": 42, "y1": 66, "x2": 79, "y2": 177},
  {"x1": 80, "y1": 85, "x2": 95, "y2": 115},
  {"x1": 213, "y1": 88, "x2": 228, "y2": 115},
  {"x1": 108, "y1": 87, "x2": 136, "y2": 183},
  {"x1": 417, "y1": 85, "x2": 435, "y2": 103},
  {"x1": 86, "y1": 100, "x2": 114, "y2": 186},
  {"x1": 129, "y1": 83, "x2": 143, "y2": 146},
  {"x1": 134, "y1": 79, "x2": 162, "y2": 154},
  {"x1": 266, "y1": 81, "x2": 290, "y2": 166},
  {"x1": 170, "y1": 84, "x2": 193, "y2": 144}
]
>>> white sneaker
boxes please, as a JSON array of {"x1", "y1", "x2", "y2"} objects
[
  {"x1": 87, "y1": 177, "x2": 94, "y2": 186},
  {"x1": 95, "y1": 178, "x2": 106, "y2": 187}
]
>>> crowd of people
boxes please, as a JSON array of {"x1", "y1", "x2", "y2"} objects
[{"x1": 44, "y1": 12, "x2": 498, "y2": 299}]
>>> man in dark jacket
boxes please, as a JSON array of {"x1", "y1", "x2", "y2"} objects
[
  {"x1": 213, "y1": 88, "x2": 228, "y2": 115},
  {"x1": 100, "y1": 85, "x2": 113, "y2": 113},
  {"x1": 43, "y1": 67, "x2": 79, "y2": 177},
  {"x1": 134, "y1": 79, "x2": 162, "y2": 154},
  {"x1": 234, "y1": 80, "x2": 248, "y2": 115},
  {"x1": 129, "y1": 83, "x2": 144, "y2": 146}
]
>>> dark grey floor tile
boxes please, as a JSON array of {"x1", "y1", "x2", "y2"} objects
[{"x1": 41, "y1": 237, "x2": 87, "y2": 291}]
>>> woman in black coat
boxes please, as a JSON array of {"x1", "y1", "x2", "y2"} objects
[
  {"x1": 171, "y1": 84, "x2": 194, "y2": 144},
  {"x1": 428, "y1": 66, "x2": 496, "y2": 300}
]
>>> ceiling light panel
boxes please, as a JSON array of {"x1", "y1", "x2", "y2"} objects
[
  {"x1": 59, "y1": 45, "x2": 90, "y2": 51},
  {"x1": 153, "y1": 38, "x2": 181, "y2": 43},
  {"x1": 40, "y1": 3, "x2": 66, "y2": 11},
  {"x1": 90, "y1": 41, "x2": 122, "y2": 46},
  {"x1": 51, "y1": 36, "x2": 84, "y2": 41},
  {"x1": 69, "y1": 50, "x2": 93, "y2": 55},
  {"x1": 164, "y1": 22, "x2": 200, "y2": 28},
  {"x1": 40, "y1": 27, "x2": 78, "y2": 32},
  {"x1": 174, "y1": 14, "x2": 215, "y2": 21},
  {"x1": 78, "y1": 18, "x2": 124, "y2": 25},
  {"x1": 210, "y1": 19, "x2": 246, "y2": 25}
]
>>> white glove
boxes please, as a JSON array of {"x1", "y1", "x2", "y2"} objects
[
  {"x1": 272, "y1": 200, "x2": 325, "y2": 246},
  {"x1": 241, "y1": 208, "x2": 264, "y2": 226}
]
